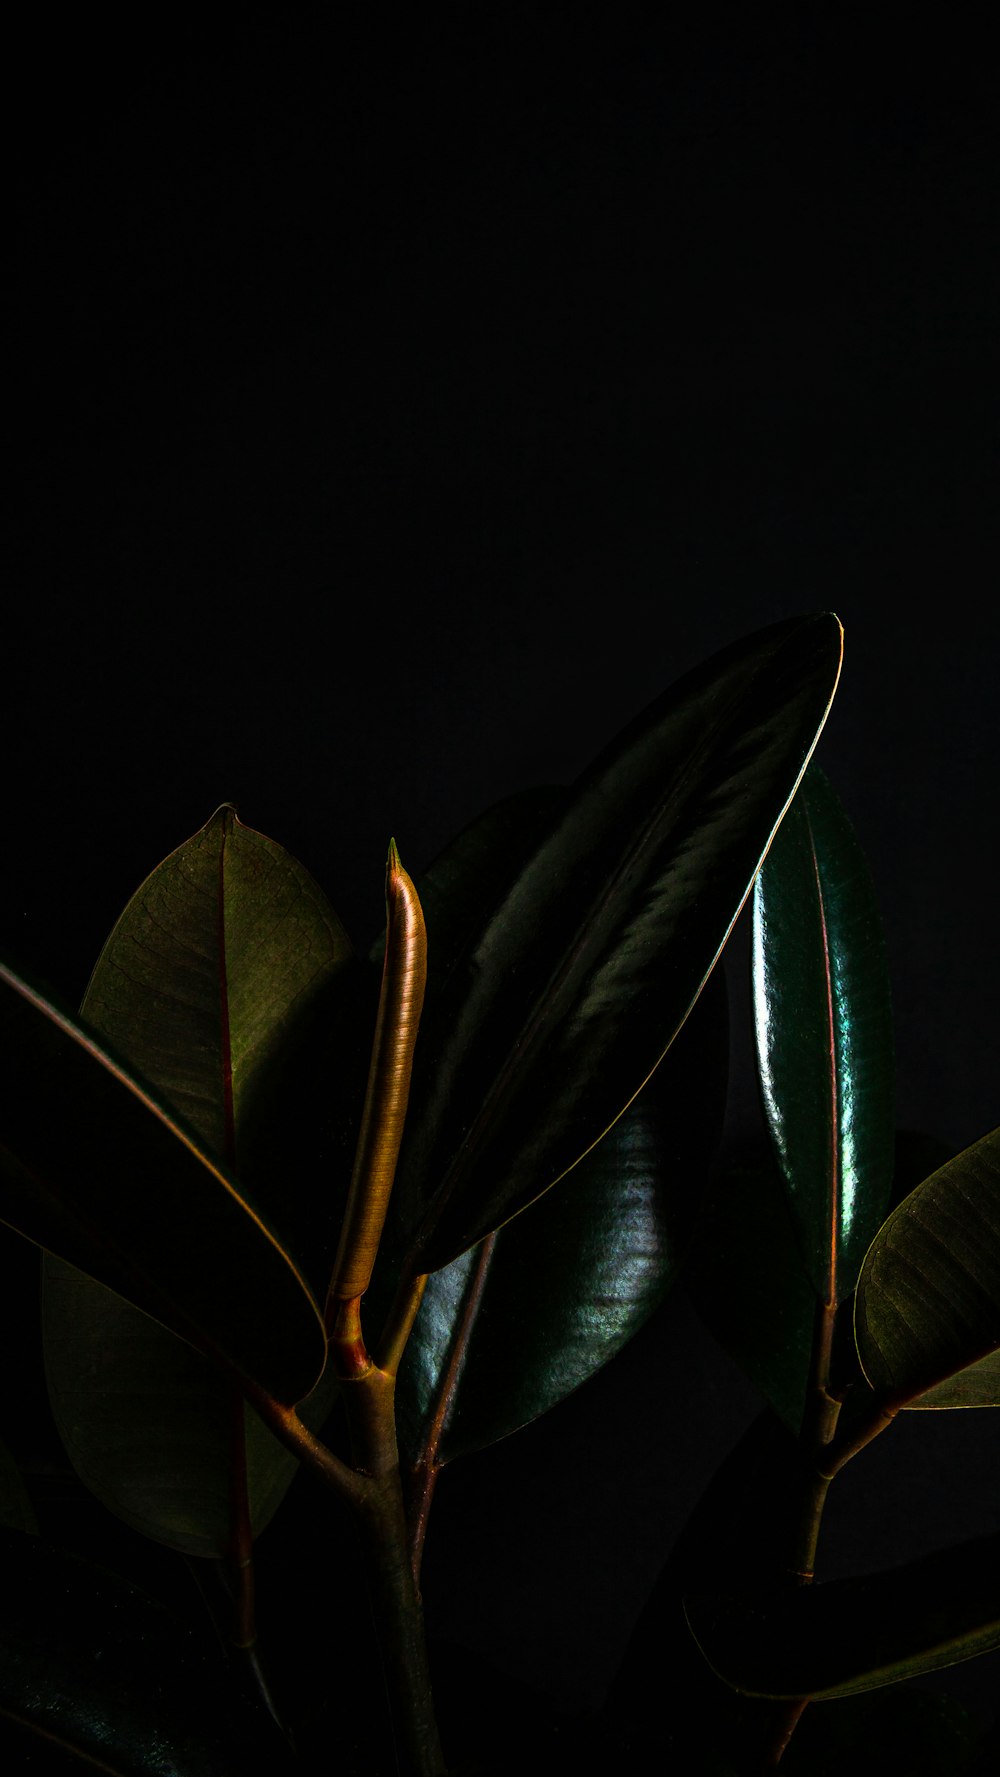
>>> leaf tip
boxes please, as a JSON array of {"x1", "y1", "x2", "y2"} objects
[{"x1": 205, "y1": 801, "x2": 240, "y2": 833}]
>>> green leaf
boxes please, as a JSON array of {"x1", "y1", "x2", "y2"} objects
[
  {"x1": 40, "y1": 807, "x2": 352, "y2": 1555},
  {"x1": 0, "y1": 958, "x2": 326, "y2": 1408},
  {"x1": 854, "y1": 1126, "x2": 1000, "y2": 1407},
  {"x1": 751, "y1": 764, "x2": 894, "y2": 1304},
  {"x1": 0, "y1": 1439, "x2": 38, "y2": 1536},
  {"x1": 396, "y1": 968, "x2": 728, "y2": 1466},
  {"x1": 389, "y1": 612, "x2": 843, "y2": 1274},
  {"x1": 684, "y1": 1534, "x2": 1000, "y2": 1699},
  {"x1": 907, "y1": 1348, "x2": 1000, "y2": 1407},
  {"x1": 0, "y1": 1527, "x2": 296, "y2": 1774}
]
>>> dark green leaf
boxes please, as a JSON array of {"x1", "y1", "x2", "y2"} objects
[
  {"x1": 684, "y1": 1534, "x2": 1000, "y2": 1698},
  {"x1": 396, "y1": 968, "x2": 728, "y2": 1465},
  {"x1": 854, "y1": 1126, "x2": 1000, "y2": 1407},
  {"x1": 0, "y1": 959, "x2": 326, "y2": 1408},
  {"x1": 390, "y1": 612, "x2": 843, "y2": 1273},
  {"x1": 751, "y1": 764, "x2": 894, "y2": 1304},
  {"x1": 41, "y1": 807, "x2": 351, "y2": 1555},
  {"x1": 0, "y1": 1527, "x2": 296, "y2": 1774}
]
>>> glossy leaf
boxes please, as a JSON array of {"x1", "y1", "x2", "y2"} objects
[
  {"x1": 0, "y1": 959, "x2": 327, "y2": 1408},
  {"x1": 397, "y1": 968, "x2": 728, "y2": 1466},
  {"x1": 381, "y1": 786, "x2": 725, "y2": 1463},
  {"x1": 41, "y1": 807, "x2": 352, "y2": 1555},
  {"x1": 0, "y1": 1527, "x2": 296, "y2": 1773},
  {"x1": 752, "y1": 764, "x2": 894, "y2": 1304},
  {"x1": 684, "y1": 1533, "x2": 1000, "y2": 1698},
  {"x1": 388, "y1": 612, "x2": 843, "y2": 1274},
  {"x1": 854, "y1": 1126, "x2": 1000, "y2": 1407}
]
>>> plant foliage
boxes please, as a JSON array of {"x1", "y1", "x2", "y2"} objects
[{"x1": 0, "y1": 612, "x2": 996, "y2": 1776}]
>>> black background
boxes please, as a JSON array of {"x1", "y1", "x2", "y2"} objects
[{"x1": 7, "y1": 9, "x2": 998, "y2": 1753}]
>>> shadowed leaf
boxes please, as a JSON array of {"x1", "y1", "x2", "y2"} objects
[
  {"x1": 854, "y1": 1126, "x2": 1000, "y2": 1407},
  {"x1": 397, "y1": 968, "x2": 728, "y2": 1467},
  {"x1": 0, "y1": 1527, "x2": 296, "y2": 1773},
  {"x1": 683, "y1": 1133, "x2": 949, "y2": 1436},
  {"x1": 751, "y1": 764, "x2": 894, "y2": 1305},
  {"x1": 908, "y1": 1348, "x2": 1000, "y2": 1407},
  {"x1": 684, "y1": 1534, "x2": 1000, "y2": 1698},
  {"x1": 389, "y1": 613, "x2": 843, "y2": 1274},
  {"x1": 0, "y1": 960, "x2": 326, "y2": 1409},
  {"x1": 41, "y1": 807, "x2": 352, "y2": 1555}
]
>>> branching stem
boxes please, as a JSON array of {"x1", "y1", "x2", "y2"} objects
[{"x1": 247, "y1": 1365, "x2": 445, "y2": 1775}]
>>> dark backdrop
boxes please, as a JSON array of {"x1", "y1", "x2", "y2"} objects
[{"x1": 7, "y1": 10, "x2": 998, "y2": 1742}]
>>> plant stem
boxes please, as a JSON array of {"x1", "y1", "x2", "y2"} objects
[
  {"x1": 761, "y1": 1698, "x2": 810, "y2": 1770},
  {"x1": 763, "y1": 1298, "x2": 842, "y2": 1769},
  {"x1": 788, "y1": 1300, "x2": 841, "y2": 1586},
  {"x1": 406, "y1": 1231, "x2": 497, "y2": 1584},
  {"x1": 249, "y1": 1343, "x2": 447, "y2": 1774},
  {"x1": 818, "y1": 1395, "x2": 898, "y2": 1478},
  {"x1": 338, "y1": 1337, "x2": 446, "y2": 1777},
  {"x1": 353, "y1": 1477, "x2": 446, "y2": 1777},
  {"x1": 378, "y1": 1269, "x2": 429, "y2": 1379}
]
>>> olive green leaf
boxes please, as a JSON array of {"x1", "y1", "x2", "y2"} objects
[
  {"x1": 40, "y1": 807, "x2": 354, "y2": 1556},
  {"x1": 684, "y1": 1533, "x2": 1000, "y2": 1698},
  {"x1": 854, "y1": 1126, "x2": 1000, "y2": 1408},
  {"x1": 751, "y1": 764, "x2": 894, "y2": 1305},
  {"x1": 0, "y1": 960, "x2": 326, "y2": 1408},
  {"x1": 906, "y1": 1348, "x2": 1000, "y2": 1408},
  {"x1": 389, "y1": 612, "x2": 843, "y2": 1275}
]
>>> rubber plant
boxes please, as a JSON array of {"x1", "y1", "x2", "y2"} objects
[{"x1": 0, "y1": 612, "x2": 996, "y2": 1775}]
